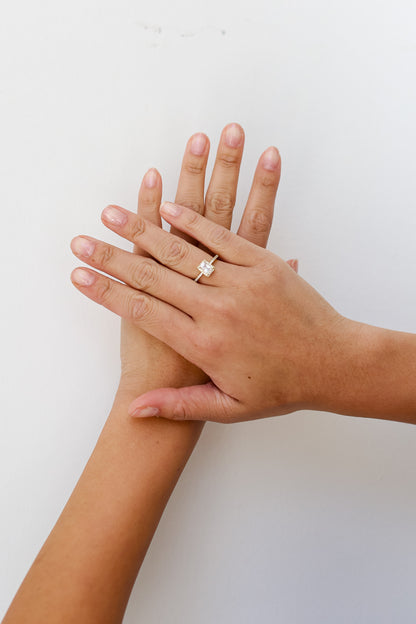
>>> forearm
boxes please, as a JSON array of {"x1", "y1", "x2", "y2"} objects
[
  {"x1": 3, "y1": 386, "x2": 203, "y2": 624},
  {"x1": 313, "y1": 319, "x2": 416, "y2": 423}
]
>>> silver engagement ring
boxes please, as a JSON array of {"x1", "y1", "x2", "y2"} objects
[{"x1": 194, "y1": 255, "x2": 219, "y2": 282}]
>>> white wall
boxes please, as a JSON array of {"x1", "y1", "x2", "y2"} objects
[{"x1": 1, "y1": 1, "x2": 416, "y2": 622}]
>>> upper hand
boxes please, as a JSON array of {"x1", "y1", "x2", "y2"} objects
[{"x1": 70, "y1": 192, "x2": 349, "y2": 424}]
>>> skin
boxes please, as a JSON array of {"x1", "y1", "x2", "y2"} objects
[
  {"x1": 69, "y1": 198, "x2": 416, "y2": 425},
  {"x1": 3, "y1": 124, "x2": 296, "y2": 623}
]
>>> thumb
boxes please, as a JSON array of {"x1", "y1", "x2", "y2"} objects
[{"x1": 128, "y1": 381, "x2": 244, "y2": 424}]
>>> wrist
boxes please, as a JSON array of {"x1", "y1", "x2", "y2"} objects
[
  {"x1": 309, "y1": 317, "x2": 385, "y2": 417},
  {"x1": 110, "y1": 373, "x2": 205, "y2": 442},
  {"x1": 311, "y1": 318, "x2": 416, "y2": 421},
  {"x1": 119, "y1": 356, "x2": 208, "y2": 403}
]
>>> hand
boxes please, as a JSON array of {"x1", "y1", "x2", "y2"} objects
[
  {"x1": 71, "y1": 124, "x2": 297, "y2": 404},
  {"x1": 71, "y1": 185, "x2": 351, "y2": 423}
]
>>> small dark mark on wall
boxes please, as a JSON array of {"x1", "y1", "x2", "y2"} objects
[
  {"x1": 135, "y1": 22, "x2": 227, "y2": 47},
  {"x1": 137, "y1": 21, "x2": 162, "y2": 34}
]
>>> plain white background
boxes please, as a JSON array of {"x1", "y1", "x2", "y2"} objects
[{"x1": 1, "y1": 0, "x2": 416, "y2": 622}]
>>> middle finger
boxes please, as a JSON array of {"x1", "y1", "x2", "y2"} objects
[
  {"x1": 170, "y1": 132, "x2": 210, "y2": 243},
  {"x1": 204, "y1": 122, "x2": 245, "y2": 228}
]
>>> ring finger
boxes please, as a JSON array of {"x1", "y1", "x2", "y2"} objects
[{"x1": 237, "y1": 146, "x2": 281, "y2": 247}]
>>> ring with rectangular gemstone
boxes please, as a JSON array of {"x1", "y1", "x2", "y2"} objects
[{"x1": 194, "y1": 254, "x2": 219, "y2": 282}]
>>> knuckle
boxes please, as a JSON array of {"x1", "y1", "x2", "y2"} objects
[
  {"x1": 207, "y1": 190, "x2": 235, "y2": 217},
  {"x1": 131, "y1": 259, "x2": 158, "y2": 291},
  {"x1": 172, "y1": 399, "x2": 190, "y2": 421},
  {"x1": 129, "y1": 294, "x2": 153, "y2": 322},
  {"x1": 97, "y1": 244, "x2": 114, "y2": 268},
  {"x1": 159, "y1": 239, "x2": 189, "y2": 267},
  {"x1": 258, "y1": 173, "x2": 277, "y2": 189},
  {"x1": 183, "y1": 209, "x2": 201, "y2": 230},
  {"x1": 217, "y1": 152, "x2": 241, "y2": 168},
  {"x1": 130, "y1": 217, "x2": 146, "y2": 242},
  {"x1": 246, "y1": 209, "x2": 271, "y2": 235},
  {"x1": 184, "y1": 160, "x2": 205, "y2": 176},
  {"x1": 178, "y1": 199, "x2": 203, "y2": 214},
  {"x1": 140, "y1": 196, "x2": 158, "y2": 210},
  {"x1": 95, "y1": 278, "x2": 112, "y2": 304},
  {"x1": 209, "y1": 224, "x2": 231, "y2": 247}
]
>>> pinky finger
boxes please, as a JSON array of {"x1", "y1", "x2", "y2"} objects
[
  {"x1": 287, "y1": 258, "x2": 299, "y2": 273},
  {"x1": 237, "y1": 146, "x2": 281, "y2": 249},
  {"x1": 71, "y1": 267, "x2": 196, "y2": 358}
]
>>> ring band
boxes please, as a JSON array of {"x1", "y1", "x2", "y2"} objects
[{"x1": 194, "y1": 255, "x2": 219, "y2": 282}]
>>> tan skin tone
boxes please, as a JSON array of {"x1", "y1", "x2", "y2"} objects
[
  {"x1": 3, "y1": 124, "x2": 298, "y2": 623},
  {"x1": 69, "y1": 169, "x2": 416, "y2": 425},
  {"x1": 119, "y1": 124, "x2": 296, "y2": 398}
]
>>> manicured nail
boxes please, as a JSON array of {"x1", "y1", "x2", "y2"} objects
[
  {"x1": 262, "y1": 146, "x2": 280, "y2": 171},
  {"x1": 190, "y1": 133, "x2": 207, "y2": 156},
  {"x1": 71, "y1": 236, "x2": 95, "y2": 258},
  {"x1": 224, "y1": 123, "x2": 243, "y2": 148},
  {"x1": 130, "y1": 406, "x2": 160, "y2": 418},
  {"x1": 72, "y1": 268, "x2": 96, "y2": 286},
  {"x1": 102, "y1": 205, "x2": 128, "y2": 226},
  {"x1": 144, "y1": 168, "x2": 158, "y2": 188},
  {"x1": 160, "y1": 202, "x2": 182, "y2": 217}
]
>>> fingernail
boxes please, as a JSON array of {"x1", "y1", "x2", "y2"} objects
[
  {"x1": 102, "y1": 205, "x2": 128, "y2": 226},
  {"x1": 160, "y1": 202, "x2": 182, "y2": 217},
  {"x1": 190, "y1": 133, "x2": 207, "y2": 156},
  {"x1": 72, "y1": 268, "x2": 96, "y2": 286},
  {"x1": 144, "y1": 168, "x2": 158, "y2": 188},
  {"x1": 224, "y1": 123, "x2": 243, "y2": 148},
  {"x1": 71, "y1": 236, "x2": 95, "y2": 258},
  {"x1": 130, "y1": 406, "x2": 160, "y2": 418},
  {"x1": 262, "y1": 147, "x2": 280, "y2": 171}
]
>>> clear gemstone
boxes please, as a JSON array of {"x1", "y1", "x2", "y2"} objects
[{"x1": 197, "y1": 259, "x2": 215, "y2": 277}]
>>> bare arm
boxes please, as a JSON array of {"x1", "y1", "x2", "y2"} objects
[
  {"x1": 311, "y1": 319, "x2": 416, "y2": 423},
  {"x1": 2, "y1": 390, "x2": 203, "y2": 624}
]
